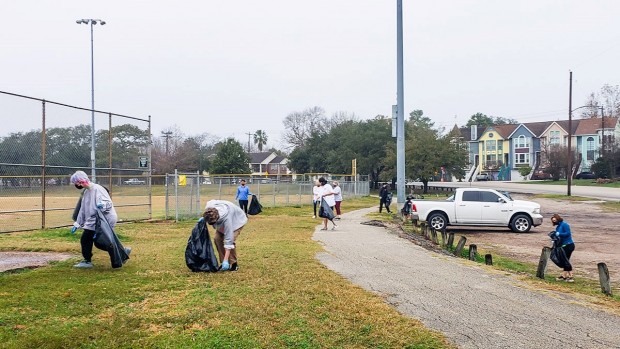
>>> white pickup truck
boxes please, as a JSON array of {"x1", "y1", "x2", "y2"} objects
[
  {"x1": 123, "y1": 178, "x2": 146, "y2": 185},
  {"x1": 411, "y1": 188, "x2": 543, "y2": 233}
]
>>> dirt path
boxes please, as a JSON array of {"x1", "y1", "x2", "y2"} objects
[
  {"x1": 452, "y1": 194, "x2": 620, "y2": 285},
  {"x1": 0, "y1": 251, "x2": 74, "y2": 272}
]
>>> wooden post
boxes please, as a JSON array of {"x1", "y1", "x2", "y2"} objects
[
  {"x1": 468, "y1": 244, "x2": 477, "y2": 261},
  {"x1": 485, "y1": 254, "x2": 493, "y2": 265},
  {"x1": 598, "y1": 262, "x2": 613, "y2": 296},
  {"x1": 536, "y1": 247, "x2": 551, "y2": 279},
  {"x1": 440, "y1": 229, "x2": 447, "y2": 247},
  {"x1": 454, "y1": 236, "x2": 467, "y2": 257},
  {"x1": 447, "y1": 233, "x2": 455, "y2": 249},
  {"x1": 431, "y1": 229, "x2": 439, "y2": 244}
]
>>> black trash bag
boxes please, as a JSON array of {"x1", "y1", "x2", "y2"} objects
[
  {"x1": 185, "y1": 219, "x2": 219, "y2": 272},
  {"x1": 72, "y1": 191, "x2": 84, "y2": 221},
  {"x1": 386, "y1": 192, "x2": 393, "y2": 206},
  {"x1": 248, "y1": 194, "x2": 262, "y2": 215},
  {"x1": 548, "y1": 231, "x2": 570, "y2": 269},
  {"x1": 401, "y1": 200, "x2": 412, "y2": 215},
  {"x1": 94, "y1": 209, "x2": 129, "y2": 268},
  {"x1": 318, "y1": 198, "x2": 335, "y2": 221}
]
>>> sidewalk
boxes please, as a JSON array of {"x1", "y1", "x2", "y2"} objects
[{"x1": 313, "y1": 207, "x2": 620, "y2": 349}]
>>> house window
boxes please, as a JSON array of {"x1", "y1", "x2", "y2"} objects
[
  {"x1": 486, "y1": 140, "x2": 496, "y2": 151},
  {"x1": 550, "y1": 131, "x2": 561, "y2": 145},
  {"x1": 515, "y1": 153, "x2": 530, "y2": 165},
  {"x1": 586, "y1": 137, "x2": 595, "y2": 161},
  {"x1": 515, "y1": 135, "x2": 530, "y2": 148}
]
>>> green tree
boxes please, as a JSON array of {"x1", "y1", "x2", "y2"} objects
[
  {"x1": 253, "y1": 130, "x2": 268, "y2": 152},
  {"x1": 465, "y1": 113, "x2": 517, "y2": 127},
  {"x1": 211, "y1": 138, "x2": 251, "y2": 174}
]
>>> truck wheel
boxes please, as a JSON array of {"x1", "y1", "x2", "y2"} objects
[
  {"x1": 510, "y1": 214, "x2": 532, "y2": 233},
  {"x1": 428, "y1": 213, "x2": 447, "y2": 231}
]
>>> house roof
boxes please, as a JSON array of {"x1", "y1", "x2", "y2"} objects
[
  {"x1": 458, "y1": 126, "x2": 486, "y2": 141},
  {"x1": 272, "y1": 155, "x2": 287, "y2": 163},
  {"x1": 492, "y1": 124, "x2": 518, "y2": 139},
  {"x1": 521, "y1": 121, "x2": 553, "y2": 137},
  {"x1": 249, "y1": 152, "x2": 273, "y2": 164},
  {"x1": 574, "y1": 117, "x2": 603, "y2": 135}
]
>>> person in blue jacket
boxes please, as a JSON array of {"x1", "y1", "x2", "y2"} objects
[
  {"x1": 235, "y1": 179, "x2": 253, "y2": 215},
  {"x1": 551, "y1": 213, "x2": 575, "y2": 282}
]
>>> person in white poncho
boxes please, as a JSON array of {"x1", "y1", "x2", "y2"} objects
[
  {"x1": 70, "y1": 171, "x2": 130, "y2": 269},
  {"x1": 202, "y1": 200, "x2": 248, "y2": 271}
]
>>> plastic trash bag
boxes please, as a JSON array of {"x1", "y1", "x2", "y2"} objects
[
  {"x1": 318, "y1": 198, "x2": 335, "y2": 221},
  {"x1": 248, "y1": 194, "x2": 262, "y2": 215},
  {"x1": 185, "y1": 219, "x2": 219, "y2": 272},
  {"x1": 94, "y1": 208, "x2": 129, "y2": 268}
]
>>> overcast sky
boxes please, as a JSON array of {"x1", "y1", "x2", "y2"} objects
[{"x1": 2, "y1": 1, "x2": 620, "y2": 149}]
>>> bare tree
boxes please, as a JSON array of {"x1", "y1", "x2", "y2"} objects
[
  {"x1": 582, "y1": 84, "x2": 620, "y2": 118},
  {"x1": 282, "y1": 106, "x2": 328, "y2": 148}
]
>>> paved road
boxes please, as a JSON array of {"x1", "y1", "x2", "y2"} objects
[
  {"x1": 418, "y1": 181, "x2": 620, "y2": 201},
  {"x1": 314, "y1": 207, "x2": 620, "y2": 349}
]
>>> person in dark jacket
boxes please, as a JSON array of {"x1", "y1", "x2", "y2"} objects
[
  {"x1": 379, "y1": 183, "x2": 392, "y2": 213},
  {"x1": 551, "y1": 213, "x2": 575, "y2": 282}
]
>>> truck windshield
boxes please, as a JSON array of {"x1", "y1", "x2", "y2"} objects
[{"x1": 500, "y1": 191, "x2": 513, "y2": 201}]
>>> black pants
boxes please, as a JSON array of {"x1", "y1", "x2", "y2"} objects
[
  {"x1": 239, "y1": 200, "x2": 249, "y2": 214},
  {"x1": 313, "y1": 200, "x2": 319, "y2": 216},
  {"x1": 562, "y1": 243, "x2": 575, "y2": 271},
  {"x1": 379, "y1": 199, "x2": 391, "y2": 213},
  {"x1": 80, "y1": 229, "x2": 115, "y2": 262}
]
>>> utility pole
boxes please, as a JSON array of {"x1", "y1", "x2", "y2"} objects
[
  {"x1": 161, "y1": 131, "x2": 172, "y2": 156},
  {"x1": 395, "y1": 0, "x2": 405, "y2": 204},
  {"x1": 567, "y1": 71, "x2": 573, "y2": 196},
  {"x1": 246, "y1": 132, "x2": 253, "y2": 153}
]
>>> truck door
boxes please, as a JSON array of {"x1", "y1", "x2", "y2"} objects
[
  {"x1": 455, "y1": 190, "x2": 482, "y2": 223},
  {"x1": 480, "y1": 191, "x2": 509, "y2": 223}
]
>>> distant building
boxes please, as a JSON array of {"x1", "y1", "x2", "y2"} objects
[{"x1": 248, "y1": 152, "x2": 291, "y2": 181}]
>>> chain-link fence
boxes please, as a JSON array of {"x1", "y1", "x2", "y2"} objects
[
  {"x1": 0, "y1": 91, "x2": 152, "y2": 233},
  {"x1": 165, "y1": 172, "x2": 370, "y2": 221}
]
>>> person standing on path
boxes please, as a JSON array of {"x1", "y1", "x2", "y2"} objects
[
  {"x1": 312, "y1": 180, "x2": 321, "y2": 218},
  {"x1": 318, "y1": 177, "x2": 336, "y2": 230},
  {"x1": 332, "y1": 181, "x2": 343, "y2": 220},
  {"x1": 379, "y1": 183, "x2": 392, "y2": 213},
  {"x1": 203, "y1": 200, "x2": 248, "y2": 271},
  {"x1": 235, "y1": 179, "x2": 252, "y2": 215},
  {"x1": 552, "y1": 213, "x2": 576, "y2": 282}
]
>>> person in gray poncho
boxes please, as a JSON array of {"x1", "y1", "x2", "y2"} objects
[
  {"x1": 70, "y1": 171, "x2": 130, "y2": 268},
  {"x1": 202, "y1": 200, "x2": 248, "y2": 271}
]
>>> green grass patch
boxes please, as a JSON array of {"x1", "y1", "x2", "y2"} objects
[
  {"x1": 600, "y1": 201, "x2": 620, "y2": 213},
  {"x1": 0, "y1": 198, "x2": 451, "y2": 349},
  {"x1": 532, "y1": 194, "x2": 594, "y2": 201},
  {"x1": 523, "y1": 179, "x2": 620, "y2": 188}
]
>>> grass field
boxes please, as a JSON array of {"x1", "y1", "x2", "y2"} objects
[{"x1": 0, "y1": 197, "x2": 452, "y2": 349}]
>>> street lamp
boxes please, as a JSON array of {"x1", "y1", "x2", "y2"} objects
[
  {"x1": 567, "y1": 104, "x2": 603, "y2": 194},
  {"x1": 76, "y1": 18, "x2": 106, "y2": 182}
]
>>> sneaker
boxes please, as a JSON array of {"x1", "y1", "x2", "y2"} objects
[
  {"x1": 565, "y1": 277, "x2": 574, "y2": 283},
  {"x1": 74, "y1": 260, "x2": 93, "y2": 269},
  {"x1": 555, "y1": 276, "x2": 566, "y2": 281},
  {"x1": 312, "y1": 215, "x2": 316, "y2": 218},
  {"x1": 229, "y1": 263, "x2": 239, "y2": 272}
]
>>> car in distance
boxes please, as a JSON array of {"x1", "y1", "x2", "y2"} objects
[
  {"x1": 123, "y1": 178, "x2": 146, "y2": 185},
  {"x1": 476, "y1": 173, "x2": 490, "y2": 181},
  {"x1": 575, "y1": 171, "x2": 596, "y2": 180}
]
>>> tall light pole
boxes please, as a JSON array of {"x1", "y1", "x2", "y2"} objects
[
  {"x1": 396, "y1": 0, "x2": 405, "y2": 204},
  {"x1": 76, "y1": 18, "x2": 106, "y2": 182}
]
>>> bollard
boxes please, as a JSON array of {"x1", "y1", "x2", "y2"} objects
[
  {"x1": 447, "y1": 233, "x2": 455, "y2": 249},
  {"x1": 431, "y1": 229, "x2": 439, "y2": 244},
  {"x1": 536, "y1": 247, "x2": 551, "y2": 279},
  {"x1": 485, "y1": 254, "x2": 493, "y2": 265},
  {"x1": 440, "y1": 229, "x2": 447, "y2": 247},
  {"x1": 598, "y1": 262, "x2": 613, "y2": 296},
  {"x1": 468, "y1": 244, "x2": 477, "y2": 261},
  {"x1": 454, "y1": 236, "x2": 467, "y2": 257}
]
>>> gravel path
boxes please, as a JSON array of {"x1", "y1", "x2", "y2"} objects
[{"x1": 314, "y1": 207, "x2": 620, "y2": 349}]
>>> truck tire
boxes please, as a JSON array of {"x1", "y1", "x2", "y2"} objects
[
  {"x1": 428, "y1": 212, "x2": 447, "y2": 231},
  {"x1": 510, "y1": 214, "x2": 532, "y2": 233}
]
